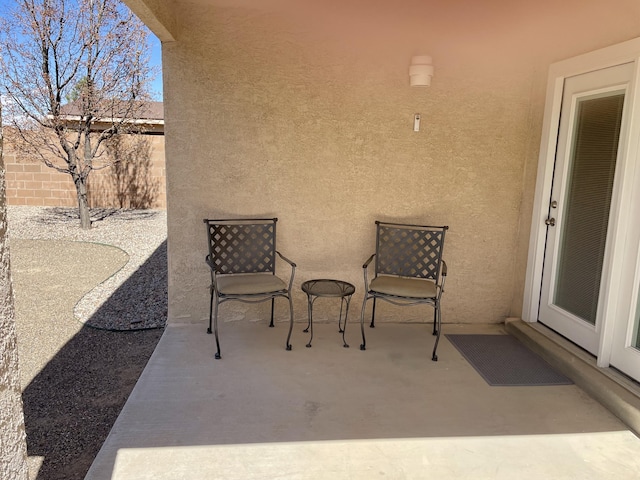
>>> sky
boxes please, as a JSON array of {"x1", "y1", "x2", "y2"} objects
[
  {"x1": 149, "y1": 35, "x2": 163, "y2": 100},
  {"x1": 1, "y1": 0, "x2": 164, "y2": 100}
]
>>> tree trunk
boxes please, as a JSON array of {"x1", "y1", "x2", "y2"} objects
[{"x1": 74, "y1": 176, "x2": 92, "y2": 230}]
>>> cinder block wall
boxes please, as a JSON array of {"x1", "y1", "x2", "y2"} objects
[
  {"x1": 5, "y1": 161, "x2": 77, "y2": 207},
  {"x1": 4, "y1": 135, "x2": 166, "y2": 209}
]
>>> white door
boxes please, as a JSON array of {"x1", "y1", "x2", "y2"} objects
[
  {"x1": 538, "y1": 63, "x2": 634, "y2": 355},
  {"x1": 610, "y1": 122, "x2": 640, "y2": 379},
  {"x1": 610, "y1": 253, "x2": 640, "y2": 380}
]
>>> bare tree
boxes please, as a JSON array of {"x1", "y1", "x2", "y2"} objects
[{"x1": 0, "y1": 0, "x2": 155, "y2": 228}]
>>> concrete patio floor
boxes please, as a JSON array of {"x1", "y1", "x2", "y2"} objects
[{"x1": 85, "y1": 321, "x2": 640, "y2": 479}]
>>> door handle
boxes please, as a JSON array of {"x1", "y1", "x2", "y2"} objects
[{"x1": 545, "y1": 218, "x2": 556, "y2": 226}]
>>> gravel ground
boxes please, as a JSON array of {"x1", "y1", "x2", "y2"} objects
[
  {"x1": 8, "y1": 205, "x2": 167, "y2": 480},
  {"x1": 8, "y1": 205, "x2": 167, "y2": 330}
]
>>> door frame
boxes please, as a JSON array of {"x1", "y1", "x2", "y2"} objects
[{"x1": 523, "y1": 37, "x2": 640, "y2": 368}]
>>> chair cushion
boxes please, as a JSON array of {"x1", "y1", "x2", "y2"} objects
[
  {"x1": 370, "y1": 275, "x2": 436, "y2": 298},
  {"x1": 217, "y1": 274, "x2": 287, "y2": 295}
]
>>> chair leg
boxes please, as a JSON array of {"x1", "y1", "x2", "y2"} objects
[
  {"x1": 207, "y1": 287, "x2": 214, "y2": 334},
  {"x1": 285, "y1": 295, "x2": 294, "y2": 351},
  {"x1": 213, "y1": 297, "x2": 222, "y2": 360},
  {"x1": 269, "y1": 298, "x2": 275, "y2": 327},
  {"x1": 370, "y1": 298, "x2": 377, "y2": 328},
  {"x1": 432, "y1": 306, "x2": 438, "y2": 336},
  {"x1": 431, "y1": 302, "x2": 442, "y2": 362},
  {"x1": 360, "y1": 294, "x2": 369, "y2": 350}
]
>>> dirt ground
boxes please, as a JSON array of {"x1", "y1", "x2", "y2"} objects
[{"x1": 11, "y1": 239, "x2": 164, "y2": 480}]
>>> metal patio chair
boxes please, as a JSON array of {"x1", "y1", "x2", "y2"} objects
[
  {"x1": 203, "y1": 218, "x2": 296, "y2": 359},
  {"x1": 360, "y1": 221, "x2": 448, "y2": 361}
]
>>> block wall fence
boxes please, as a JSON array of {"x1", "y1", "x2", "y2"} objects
[{"x1": 4, "y1": 135, "x2": 166, "y2": 209}]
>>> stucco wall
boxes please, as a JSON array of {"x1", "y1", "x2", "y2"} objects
[
  {"x1": 0, "y1": 155, "x2": 29, "y2": 478},
  {"x1": 0, "y1": 265, "x2": 28, "y2": 479},
  {"x1": 160, "y1": 1, "x2": 640, "y2": 327}
]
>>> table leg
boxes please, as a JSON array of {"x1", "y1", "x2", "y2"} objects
[
  {"x1": 341, "y1": 295, "x2": 351, "y2": 348},
  {"x1": 303, "y1": 294, "x2": 311, "y2": 333},
  {"x1": 305, "y1": 295, "x2": 314, "y2": 348}
]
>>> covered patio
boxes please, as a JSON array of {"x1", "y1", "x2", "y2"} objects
[
  {"x1": 82, "y1": 0, "x2": 640, "y2": 477},
  {"x1": 120, "y1": 0, "x2": 640, "y2": 382},
  {"x1": 84, "y1": 320, "x2": 640, "y2": 479}
]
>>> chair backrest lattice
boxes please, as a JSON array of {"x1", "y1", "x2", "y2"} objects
[
  {"x1": 375, "y1": 222, "x2": 447, "y2": 280},
  {"x1": 204, "y1": 219, "x2": 277, "y2": 274}
]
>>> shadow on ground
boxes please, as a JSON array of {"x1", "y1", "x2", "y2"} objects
[
  {"x1": 85, "y1": 241, "x2": 167, "y2": 330},
  {"x1": 34, "y1": 207, "x2": 159, "y2": 225},
  {"x1": 20, "y1": 241, "x2": 167, "y2": 480}
]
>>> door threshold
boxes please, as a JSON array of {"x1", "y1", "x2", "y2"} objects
[{"x1": 505, "y1": 318, "x2": 640, "y2": 436}]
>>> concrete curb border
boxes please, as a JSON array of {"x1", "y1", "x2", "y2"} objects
[{"x1": 505, "y1": 318, "x2": 640, "y2": 436}]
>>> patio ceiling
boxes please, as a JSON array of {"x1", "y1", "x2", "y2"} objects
[{"x1": 126, "y1": 0, "x2": 640, "y2": 73}]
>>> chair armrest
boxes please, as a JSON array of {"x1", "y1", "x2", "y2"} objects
[
  {"x1": 276, "y1": 250, "x2": 296, "y2": 291},
  {"x1": 276, "y1": 251, "x2": 297, "y2": 268},
  {"x1": 363, "y1": 253, "x2": 376, "y2": 269},
  {"x1": 362, "y1": 253, "x2": 375, "y2": 291},
  {"x1": 205, "y1": 254, "x2": 218, "y2": 290},
  {"x1": 205, "y1": 254, "x2": 215, "y2": 271},
  {"x1": 435, "y1": 260, "x2": 447, "y2": 301}
]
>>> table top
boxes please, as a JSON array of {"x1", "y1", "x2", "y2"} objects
[{"x1": 301, "y1": 279, "x2": 356, "y2": 297}]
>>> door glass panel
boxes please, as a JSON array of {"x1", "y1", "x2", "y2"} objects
[
  {"x1": 554, "y1": 93, "x2": 625, "y2": 324},
  {"x1": 634, "y1": 291, "x2": 640, "y2": 350}
]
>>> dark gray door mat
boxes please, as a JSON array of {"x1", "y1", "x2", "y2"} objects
[{"x1": 445, "y1": 334, "x2": 573, "y2": 386}]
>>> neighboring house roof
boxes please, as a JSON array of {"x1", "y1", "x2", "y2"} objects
[
  {"x1": 58, "y1": 100, "x2": 164, "y2": 134},
  {"x1": 59, "y1": 100, "x2": 164, "y2": 121}
]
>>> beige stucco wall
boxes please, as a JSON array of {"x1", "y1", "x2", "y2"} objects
[
  {"x1": 0, "y1": 153, "x2": 29, "y2": 477},
  {"x1": 0, "y1": 254, "x2": 28, "y2": 479},
  {"x1": 153, "y1": 0, "x2": 640, "y2": 327}
]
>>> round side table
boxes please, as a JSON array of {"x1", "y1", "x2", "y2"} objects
[{"x1": 301, "y1": 279, "x2": 355, "y2": 348}]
